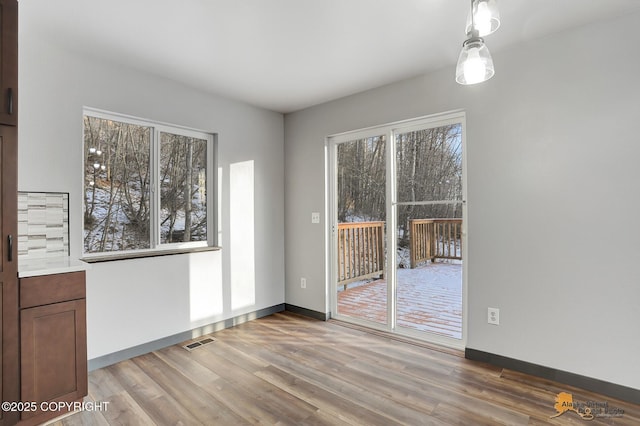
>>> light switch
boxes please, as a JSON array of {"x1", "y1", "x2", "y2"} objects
[{"x1": 311, "y1": 212, "x2": 320, "y2": 224}]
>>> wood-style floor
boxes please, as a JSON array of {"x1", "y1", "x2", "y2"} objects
[{"x1": 53, "y1": 312, "x2": 639, "y2": 425}]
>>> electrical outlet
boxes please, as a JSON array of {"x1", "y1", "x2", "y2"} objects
[
  {"x1": 488, "y1": 307, "x2": 500, "y2": 325},
  {"x1": 301, "y1": 278, "x2": 307, "y2": 289},
  {"x1": 311, "y1": 212, "x2": 320, "y2": 224}
]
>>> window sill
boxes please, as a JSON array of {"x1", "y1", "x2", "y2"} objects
[{"x1": 81, "y1": 246, "x2": 221, "y2": 264}]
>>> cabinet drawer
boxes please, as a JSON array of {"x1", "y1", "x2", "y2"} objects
[{"x1": 20, "y1": 271, "x2": 86, "y2": 308}]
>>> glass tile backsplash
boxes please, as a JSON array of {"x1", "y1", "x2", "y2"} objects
[{"x1": 18, "y1": 192, "x2": 70, "y2": 260}]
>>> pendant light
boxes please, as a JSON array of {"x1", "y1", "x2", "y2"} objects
[
  {"x1": 465, "y1": 0, "x2": 500, "y2": 37},
  {"x1": 455, "y1": 0, "x2": 497, "y2": 85}
]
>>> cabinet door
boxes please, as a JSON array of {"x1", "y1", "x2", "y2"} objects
[
  {"x1": 0, "y1": 0, "x2": 17, "y2": 126},
  {"x1": 20, "y1": 300, "x2": 88, "y2": 421},
  {"x1": 0, "y1": 126, "x2": 18, "y2": 426}
]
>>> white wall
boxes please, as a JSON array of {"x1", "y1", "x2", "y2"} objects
[
  {"x1": 284, "y1": 12, "x2": 640, "y2": 390},
  {"x1": 18, "y1": 15, "x2": 285, "y2": 359}
]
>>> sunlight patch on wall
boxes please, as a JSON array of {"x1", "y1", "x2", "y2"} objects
[
  {"x1": 230, "y1": 160, "x2": 256, "y2": 310},
  {"x1": 189, "y1": 251, "x2": 224, "y2": 323}
]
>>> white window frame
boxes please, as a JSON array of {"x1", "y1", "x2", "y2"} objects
[{"x1": 82, "y1": 107, "x2": 217, "y2": 259}]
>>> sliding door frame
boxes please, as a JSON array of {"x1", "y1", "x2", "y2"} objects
[
  {"x1": 327, "y1": 124, "x2": 391, "y2": 333},
  {"x1": 327, "y1": 110, "x2": 468, "y2": 349}
]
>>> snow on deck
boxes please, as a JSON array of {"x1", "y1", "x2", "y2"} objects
[{"x1": 337, "y1": 262, "x2": 462, "y2": 339}]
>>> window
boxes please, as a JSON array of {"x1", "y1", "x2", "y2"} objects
[
  {"x1": 83, "y1": 109, "x2": 216, "y2": 257},
  {"x1": 159, "y1": 132, "x2": 208, "y2": 244}
]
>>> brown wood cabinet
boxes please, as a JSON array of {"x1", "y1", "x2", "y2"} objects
[
  {"x1": 18, "y1": 272, "x2": 87, "y2": 426},
  {"x1": 0, "y1": 0, "x2": 17, "y2": 126},
  {"x1": 0, "y1": 1, "x2": 18, "y2": 424},
  {"x1": 0, "y1": 126, "x2": 18, "y2": 426}
]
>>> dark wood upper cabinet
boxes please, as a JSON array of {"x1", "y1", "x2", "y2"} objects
[{"x1": 0, "y1": 0, "x2": 17, "y2": 126}]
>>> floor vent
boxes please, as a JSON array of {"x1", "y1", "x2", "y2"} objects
[{"x1": 182, "y1": 336, "x2": 217, "y2": 351}]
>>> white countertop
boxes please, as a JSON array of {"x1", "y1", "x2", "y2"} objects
[{"x1": 18, "y1": 257, "x2": 91, "y2": 278}]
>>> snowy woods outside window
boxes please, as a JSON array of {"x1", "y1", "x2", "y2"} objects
[
  {"x1": 395, "y1": 124, "x2": 463, "y2": 216},
  {"x1": 336, "y1": 123, "x2": 463, "y2": 261},
  {"x1": 337, "y1": 124, "x2": 462, "y2": 222},
  {"x1": 159, "y1": 132, "x2": 207, "y2": 244},
  {"x1": 337, "y1": 135, "x2": 387, "y2": 223},
  {"x1": 395, "y1": 124, "x2": 462, "y2": 258},
  {"x1": 83, "y1": 113, "x2": 213, "y2": 255}
]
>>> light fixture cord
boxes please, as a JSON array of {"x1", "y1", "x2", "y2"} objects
[{"x1": 469, "y1": 0, "x2": 476, "y2": 36}]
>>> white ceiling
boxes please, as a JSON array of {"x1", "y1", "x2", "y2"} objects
[{"x1": 20, "y1": 0, "x2": 640, "y2": 113}]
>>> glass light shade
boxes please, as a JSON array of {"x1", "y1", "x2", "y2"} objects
[
  {"x1": 465, "y1": 0, "x2": 500, "y2": 37},
  {"x1": 455, "y1": 38, "x2": 495, "y2": 85}
]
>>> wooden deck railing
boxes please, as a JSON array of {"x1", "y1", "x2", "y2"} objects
[
  {"x1": 337, "y1": 221, "x2": 385, "y2": 290},
  {"x1": 409, "y1": 218, "x2": 462, "y2": 268},
  {"x1": 337, "y1": 219, "x2": 461, "y2": 289}
]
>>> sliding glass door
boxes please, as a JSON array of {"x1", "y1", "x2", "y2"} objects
[
  {"x1": 333, "y1": 134, "x2": 387, "y2": 326},
  {"x1": 330, "y1": 112, "x2": 466, "y2": 347},
  {"x1": 394, "y1": 123, "x2": 464, "y2": 340}
]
